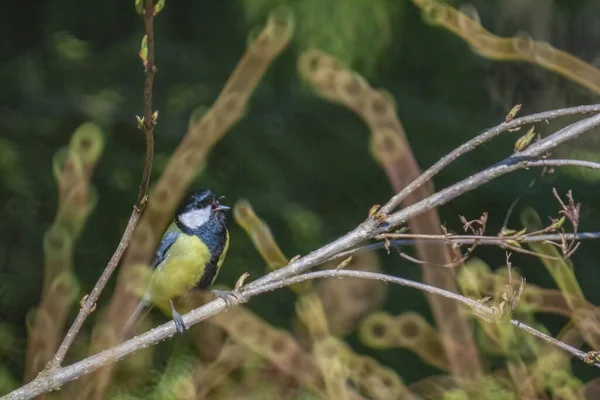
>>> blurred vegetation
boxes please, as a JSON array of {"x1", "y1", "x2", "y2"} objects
[{"x1": 1, "y1": 0, "x2": 600, "y2": 398}]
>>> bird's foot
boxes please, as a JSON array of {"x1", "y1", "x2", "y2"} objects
[
  {"x1": 169, "y1": 299, "x2": 186, "y2": 333},
  {"x1": 212, "y1": 289, "x2": 246, "y2": 307}
]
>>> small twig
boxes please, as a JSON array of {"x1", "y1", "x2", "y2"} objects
[
  {"x1": 378, "y1": 105, "x2": 600, "y2": 215},
  {"x1": 551, "y1": 188, "x2": 582, "y2": 258},
  {"x1": 242, "y1": 112, "x2": 600, "y2": 294},
  {"x1": 45, "y1": 0, "x2": 157, "y2": 370},
  {"x1": 384, "y1": 113, "x2": 600, "y2": 230},
  {"x1": 327, "y1": 232, "x2": 600, "y2": 264},
  {"x1": 524, "y1": 159, "x2": 600, "y2": 170},
  {"x1": 137, "y1": 0, "x2": 157, "y2": 204}
]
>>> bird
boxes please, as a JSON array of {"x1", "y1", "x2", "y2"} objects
[{"x1": 123, "y1": 189, "x2": 230, "y2": 335}]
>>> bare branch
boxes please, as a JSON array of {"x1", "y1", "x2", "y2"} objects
[
  {"x1": 384, "y1": 113, "x2": 600, "y2": 229},
  {"x1": 6, "y1": 268, "x2": 599, "y2": 399},
  {"x1": 378, "y1": 104, "x2": 600, "y2": 215},
  {"x1": 243, "y1": 111, "x2": 600, "y2": 292},
  {"x1": 45, "y1": 0, "x2": 157, "y2": 370}
]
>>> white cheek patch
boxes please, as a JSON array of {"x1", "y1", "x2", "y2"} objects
[{"x1": 179, "y1": 206, "x2": 212, "y2": 229}]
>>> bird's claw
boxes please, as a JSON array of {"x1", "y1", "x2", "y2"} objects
[
  {"x1": 170, "y1": 299, "x2": 186, "y2": 333},
  {"x1": 212, "y1": 289, "x2": 245, "y2": 307}
]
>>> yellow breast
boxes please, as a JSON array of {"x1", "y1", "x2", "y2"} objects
[{"x1": 146, "y1": 234, "x2": 210, "y2": 309}]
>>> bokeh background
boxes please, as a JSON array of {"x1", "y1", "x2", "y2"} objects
[{"x1": 2, "y1": 0, "x2": 600, "y2": 398}]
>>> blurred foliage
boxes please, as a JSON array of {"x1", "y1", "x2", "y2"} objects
[
  {"x1": 1, "y1": 0, "x2": 600, "y2": 398},
  {"x1": 238, "y1": 0, "x2": 401, "y2": 76}
]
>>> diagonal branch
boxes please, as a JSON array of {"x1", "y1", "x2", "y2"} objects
[
  {"x1": 5, "y1": 267, "x2": 599, "y2": 399},
  {"x1": 241, "y1": 111, "x2": 600, "y2": 292},
  {"x1": 45, "y1": 0, "x2": 157, "y2": 370},
  {"x1": 379, "y1": 104, "x2": 600, "y2": 215}
]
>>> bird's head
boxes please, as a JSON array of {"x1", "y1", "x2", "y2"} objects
[{"x1": 175, "y1": 189, "x2": 230, "y2": 230}]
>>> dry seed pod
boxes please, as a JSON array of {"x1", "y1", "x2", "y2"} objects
[
  {"x1": 315, "y1": 337, "x2": 410, "y2": 400},
  {"x1": 187, "y1": 106, "x2": 216, "y2": 135},
  {"x1": 48, "y1": 271, "x2": 80, "y2": 307},
  {"x1": 297, "y1": 50, "x2": 322, "y2": 78},
  {"x1": 334, "y1": 69, "x2": 369, "y2": 107},
  {"x1": 235, "y1": 199, "x2": 310, "y2": 294},
  {"x1": 213, "y1": 92, "x2": 247, "y2": 128},
  {"x1": 298, "y1": 49, "x2": 343, "y2": 80},
  {"x1": 412, "y1": 0, "x2": 600, "y2": 95},
  {"x1": 68, "y1": 122, "x2": 104, "y2": 171},
  {"x1": 42, "y1": 224, "x2": 73, "y2": 285},
  {"x1": 196, "y1": 344, "x2": 248, "y2": 398},
  {"x1": 370, "y1": 128, "x2": 406, "y2": 164},
  {"x1": 512, "y1": 31, "x2": 535, "y2": 57},
  {"x1": 318, "y1": 356, "x2": 348, "y2": 400},
  {"x1": 419, "y1": 0, "x2": 449, "y2": 26},
  {"x1": 52, "y1": 148, "x2": 84, "y2": 198},
  {"x1": 311, "y1": 67, "x2": 340, "y2": 100},
  {"x1": 264, "y1": 6, "x2": 294, "y2": 49},
  {"x1": 313, "y1": 337, "x2": 353, "y2": 397},
  {"x1": 395, "y1": 313, "x2": 448, "y2": 372},
  {"x1": 409, "y1": 375, "x2": 458, "y2": 399},
  {"x1": 295, "y1": 293, "x2": 329, "y2": 339},
  {"x1": 358, "y1": 312, "x2": 397, "y2": 349},
  {"x1": 354, "y1": 355, "x2": 412, "y2": 400},
  {"x1": 234, "y1": 200, "x2": 288, "y2": 270},
  {"x1": 247, "y1": 6, "x2": 294, "y2": 57},
  {"x1": 55, "y1": 184, "x2": 97, "y2": 237},
  {"x1": 208, "y1": 304, "x2": 326, "y2": 396},
  {"x1": 317, "y1": 251, "x2": 386, "y2": 336},
  {"x1": 365, "y1": 91, "x2": 396, "y2": 123}
]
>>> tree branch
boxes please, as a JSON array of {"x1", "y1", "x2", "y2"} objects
[
  {"x1": 8, "y1": 106, "x2": 600, "y2": 399},
  {"x1": 242, "y1": 111, "x2": 600, "y2": 292},
  {"x1": 384, "y1": 113, "x2": 600, "y2": 228},
  {"x1": 45, "y1": 0, "x2": 157, "y2": 370},
  {"x1": 5, "y1": 267, "x2": 598, "y2": 399},
  {"x1": 379, "y1": 104, "x2": 600, "y2": 215},
  {"x1": 326, "y1": 232, "x2": 600, "y2": 263}
]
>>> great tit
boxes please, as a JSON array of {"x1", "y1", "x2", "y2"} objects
[{"x1": 124, "y1": 189, "x2": 230, "y2": 335}]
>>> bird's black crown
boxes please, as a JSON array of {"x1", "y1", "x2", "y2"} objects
[{"x1": 176, "y1": 189, "x2": 217, "y2": 215}]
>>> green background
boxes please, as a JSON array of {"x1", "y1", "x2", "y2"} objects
[{"x1": 1, "y1": 0, "x2": 600, "y2": 394}]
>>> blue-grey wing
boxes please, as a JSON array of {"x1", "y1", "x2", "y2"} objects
[{"x1": 151, "y1": 230, "x2": 180, "y2": 269}]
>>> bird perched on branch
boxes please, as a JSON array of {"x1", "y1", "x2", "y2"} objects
[{"x1": 123, "y1": 189, "x2": 230, "y2": 335}]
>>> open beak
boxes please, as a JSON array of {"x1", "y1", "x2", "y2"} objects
[{"x1": 215, "y1": 205, "x2": 230, "y2": 212}]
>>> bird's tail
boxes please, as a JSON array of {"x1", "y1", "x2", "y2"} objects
[{"x1": 120, "y1": 300, "x2": 153, "y2": 340}]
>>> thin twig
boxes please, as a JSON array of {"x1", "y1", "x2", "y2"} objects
[
  {"x1": 371, "y1": 232, "x2": 600, "y2": 249},
  {"x1": 378, "y1": 105, "x2": 600, "y2": 215},
  {"x1": 45, "y1": 0, "x2": 157, "y2": 370},
  {"x1": 384, "y1": 113, "x2": 600, "y2": 229},
  {"x1": 5, "y1": 268, "x2": 598, "y2": 400},
  {"x1": 242, "y1": 112, "x2": 600, "y2": 292},
  {"x1": 244, "y1": 270, "x2": 598, "y2": 367},
  {"x1": 523, "y1": 159, "x2": 600, "y2": 170}
]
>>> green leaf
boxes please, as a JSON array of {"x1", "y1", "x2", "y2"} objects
[
  {"x1": 139, "y1": 35, "x2": 148, "y2": 68},
  {"x1": 154, "y1": 0, "x2": 166, "y2": 15}
]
